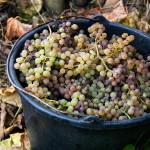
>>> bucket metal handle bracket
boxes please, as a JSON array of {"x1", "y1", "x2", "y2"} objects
[
  {"x1": 92, "y1": 14, "x2": 109, "y2": 25},
  {"x1": 80, "y1": 116, "x2": 104, "y2": 124}
]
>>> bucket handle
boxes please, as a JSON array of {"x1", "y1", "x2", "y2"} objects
[
  {"x1": 80, "y1": 115, "x2": 104, "y2": 124},
  {"x1": 92, "y1": 14, "x2": 109, "y2": 25}
]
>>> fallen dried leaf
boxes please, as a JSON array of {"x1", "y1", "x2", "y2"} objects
[
  {"x1": 0, "y1": 138, "x2": 11, "y2": 148},
  {"x1": 5, "y1": 17, "x2": 32, "y2": 41},
  {"x1": 0, "y1": 86, "x2": 21, "y2": 107},
  {"x1": 0, "y1": 133, "x2": 23, "y2": 148},
  {"x1": 103, "y1": 0, "x2": 120, "y2": 8},
  {"x1": 6, "y1": 104, "x2": 15, "y2": 118},
  {"x1": 0, "y1": 131, "x2": 30, "y2": 150},
  {"x1": 0, "y1": 86, "x2": 15, "y2": 95},
  {"x1": 102, "y1": 0, "x2": 127, "y2": 22},
  {"x1": 0, "y1": 0, "x2": 7, "y2": 3},
  {"x1": 10, "y1": 133, "x2": 23, "y2": 147},
  {"x1": 0, "y1": 92, "x2": 22, "y2": 107}
]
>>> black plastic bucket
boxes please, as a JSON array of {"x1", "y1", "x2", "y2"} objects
[{"x1": 7, "y1": 15, "x2": 150, "y2": 150}]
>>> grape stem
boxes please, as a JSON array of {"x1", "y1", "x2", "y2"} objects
[
  {"x1": 122, "y1": 110, "x2": 131, "y2": 119},
  {"x1": 31, "y1": 0, "x2": 52, "y2": 35},
  {"x1": 9, "y1": 106, "x2": 22, "y2": 125},
  {"x1": 45, "y1": 98, "x2": 59, "y2": 105},
  {"x1": 122, "y1": 106, "x2": 130, "y2": 119},
  {"x1": 139, "y1": 98, "x2": 146, "y2": 104},
  {"x1": 95, "y1": 41, "x2": 113, "y2": 73}
]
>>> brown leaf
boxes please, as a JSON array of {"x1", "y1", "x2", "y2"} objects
[
  {"x1": 103, "y1": 0, "x2": 120, "y2": 8},
  {"x1": 102, "y1": 0, "x2": 127, "y2": 22},
  {"x1": 0, "y1": 92, "x2": 22, "y2": 108},
  {"x1": 0, "y1": 86, "x2": 21, "y2": 107},
  {"x1": 5, "y1": 17, "x2": 32, "y2": 41},
  {"x1": 0, "y1": 131, "x2": 30, "y2": 150},
  {"x1": 87, "y1": 7, "x2": 102, "y2": 16},
  {"x1": 0, "y1": 132, "x2": 24, "y2": 149},
  {"x1": 0, "y1": 86, "x2": 15, "y2": 96}
]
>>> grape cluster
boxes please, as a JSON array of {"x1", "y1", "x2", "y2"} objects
[{"x1": 14, "y1": 21, "x2": 150, "y2": 121}]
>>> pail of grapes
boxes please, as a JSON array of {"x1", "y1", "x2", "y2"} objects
[{"x1": 7, "y1": 15, "x2": 150, "y2": 150}]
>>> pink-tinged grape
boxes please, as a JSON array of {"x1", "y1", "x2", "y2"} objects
[
  {"x1": 106, "y1": 58, "x2": 114, "y2": 64},
  {"x1": 66, "y1": 22, "x2": 71, "y2": 27},
  {"x1": 65, "y1": 51, "x2": 71, "y2": 57},
  {"x1": 120, "y1": 52, "x2": 128, "y2": 59},
  {"x1": 67, "y1": 70, "x2": 73, "y2": 77},
  {"x1": 59, "y1": 39, "x2": 65, "y2": 45}
]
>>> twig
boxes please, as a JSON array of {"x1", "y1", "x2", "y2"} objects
[
  {"x1": 31, "y1": 0, "x2": 45, "y2": 23},
  {"x1": 0, "y1": 40, "x2": 12, "y2": 46},
  {"x1": 146, "y1": 0, "x2": 150, "y2": 21},
  {"x1": 0, "y1": 64, "x2": 6, "y2": 67},
  {"x1": 0, "y1": 102, "x2": 7, "y2": 140},
  {"x1": 96, "y1": 0, "x2": 102, "y2": 10},
  {"x1": 4, "y1": 125, "x2": 16, "y2": 137},
  {"x1": 60, "y1": 9, "x2": 71, "y2": 16},
  {"x1": 31, "y1": 0, "x2": 52, "y2": 34},
  {"x1": 10, "y1": 107, "x2": 22, "y2": 126},
  {"x1": 0, "y1": 21, "x2": 5, "y2": 40}
]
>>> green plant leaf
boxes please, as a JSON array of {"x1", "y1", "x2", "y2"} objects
[{"x1": 122, "y1": 144, "x2": 135, "y2": 150}]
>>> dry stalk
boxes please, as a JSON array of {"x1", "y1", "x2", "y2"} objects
[{"x1": 0, "y1": 102, "x2": 7, "y2": 140}]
